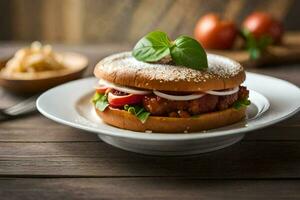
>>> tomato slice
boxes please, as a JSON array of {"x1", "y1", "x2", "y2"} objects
[
  {"x1": 95, "y1": 85, "x2": 109, "y2": 94},
  {"x1": 108, "y1": 92, "x2": 144, "y2": 107}
]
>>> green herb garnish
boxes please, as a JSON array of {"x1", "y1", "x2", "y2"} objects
[
  {"x1": 233, "y1": 98, "x2": 251, "y2": 109},
  {"x1": 241, "y1": 29, "x2": 273, "y2": 60},
  {"x1": 132, "y1": 30, "x2": 208, "y2": 70},
  {"x1": 132, "y1": 31, "x2": 172, "y2": 62},
  {"x1": 124, "y1": 104, "x2": 150, "y2": 123},
  {"x1": 93, "y1": 93, "x2": 109, "y2": 112},
  {"x1": 92, "y1": 92, "x2": 101, "y2": 103}
]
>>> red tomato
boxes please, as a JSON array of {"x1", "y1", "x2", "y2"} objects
[
  {"x1": 242, "y1": 12, "x2": 284, "y2": 43},
  {"x1": 95, "y1": 85, "x2": 108, "y2": 94},
  {"x1": 107, "y1": 92, "x2": 144, "y2": 107},
  {"x1": 194, "y1": 13, "x2": 237, "y2": 49}
]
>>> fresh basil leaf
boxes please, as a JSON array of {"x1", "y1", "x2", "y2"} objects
[
  {"x1": 124, "y1": 105, "x2": 150, "y2": 123},
  {"x1": 132, "y1": 31, "x2": 208, "y2": 71},
  {"x1": 170, "y1": 36, "x2": 208, "y2": 70},
  {"x1": 233, "y1": 98, "x2": 251, "y2": 109},
  {"x1": 95, "y1": 94, "x2": 109, "y2": 112},
  {"x1": 132, "y1": 31, "x2": 172, "y2": 62}
]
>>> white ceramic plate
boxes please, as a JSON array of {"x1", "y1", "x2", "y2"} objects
[{"x1": 37, "y1": 72, "x2": 300, "y2": 155}]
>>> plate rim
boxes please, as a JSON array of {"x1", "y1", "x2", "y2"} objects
[{"x1": 37, "y1": 72, "x2": 300, "y2": 141}]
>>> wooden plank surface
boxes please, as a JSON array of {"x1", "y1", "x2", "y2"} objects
[
  {"x1": 211, "y1": 32, "x2": 300, "y2": 68},
  {"x1": 0, "y1": 112, "x2": 299, "y2": 142},
  {"x1": 1, "y1": 141, "x2": 300, "y2": 178},
  {"x1": 0, "y1": 43, "x2": 299, "y2": 199},
  {"x1": 0, "y1": 178, "x2": 300, "y2": 200}
]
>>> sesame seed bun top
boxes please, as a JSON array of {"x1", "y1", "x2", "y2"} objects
[{"x1": 94, "y1": 52, "x2": 245, "y2": 92}]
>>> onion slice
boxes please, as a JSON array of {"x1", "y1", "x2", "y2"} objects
[
  {"x1": 206, "y1": 87, "x2": 239, "y2": 96},
  {"x1": 153, "y1": 91, "x2": 206, "y2": 101},
  {"x1": 99, "y1": 79, "x2": 151, "y2": 95}
]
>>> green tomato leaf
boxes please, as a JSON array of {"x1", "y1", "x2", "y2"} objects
[
  {"x1": 132, "y1": 31, "x2": 172, "y2": 62},
  {"x1": 233, "y1": 98, "x2": 251, "y2": 109},
  {"x1": 257, "y1": 35, "x2": 273, "y2": 50},
  {"x1": 124, "y1": 104, "x2": 150, "y2": 123},
  {"x1": 249, "y1": 47, "x2": 261, "y2": 60},
  {"x1": 170, "y1": 36, "x2": 208, "y2": 70},
  {"x1": 241, "y1": 28, "x2": 272, "y2": 60},
  {"x1": 94, "y1": 94, "x2": 109, "y2": 112}
]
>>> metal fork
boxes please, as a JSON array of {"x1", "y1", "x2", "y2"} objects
[{"x1": 0, "y1": 95, "x2": 38, "y2": 121}]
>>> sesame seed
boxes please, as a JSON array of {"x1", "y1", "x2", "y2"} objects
[{"x1": 99, "y1": 52, "x2": 243, "y2": 86}]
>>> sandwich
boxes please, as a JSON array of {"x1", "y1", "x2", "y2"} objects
[{"x1": 92, "y1": 31, "x2": 250, "y2": 133}]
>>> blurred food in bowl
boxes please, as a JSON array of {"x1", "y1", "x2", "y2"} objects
[
  {"x1": 3, "y1": 42, "x2": 65, "y2": 75},
  {"x1": 0, "y1": 42, "x2": 88, "y2": 94},
  {"x1": 1, "y1": 42, "x2": 70, "y2": 79}
]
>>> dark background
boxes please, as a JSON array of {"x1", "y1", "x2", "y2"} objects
[{"x1": 0, "y1": 0, "x2": 299, "y2": 44}]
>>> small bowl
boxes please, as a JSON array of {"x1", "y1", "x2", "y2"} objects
[{"x1": 0, "y1": 52, "x2": 88, "y2": 94}]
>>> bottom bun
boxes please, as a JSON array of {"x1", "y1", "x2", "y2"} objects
[{"x1": 95, "y1": 106, "x2": 246, "y2": 133}]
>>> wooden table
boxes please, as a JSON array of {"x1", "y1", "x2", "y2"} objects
[{"x1": 0, "y1": 43, "x2": 299, "y2": 200}]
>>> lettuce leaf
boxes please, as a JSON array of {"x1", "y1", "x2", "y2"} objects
[
  {"x1": 124, "y1": 104, "x2": 150, "y2": 123},
  {"x1": 92, "y1": 92, "x2": 101, "y2": 103},
  {"x1": 93, "y1": 93, "x2": 109, "y2": 112},
  {"x1": 233, "y1": 98, "x2": 251, "y2": 109},
  {"x1": 92, "y1": 93, "x2": 150, "y2": 122}
]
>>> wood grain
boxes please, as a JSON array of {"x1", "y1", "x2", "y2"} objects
[
  {"x1": 10, "y1": 0, "x2": 43, "y2": 41},
  {"x1": 0, "y1": 1, "x2": 12, "y2": 40},
  {"x1": 210, "y1": 32, "x2": 300, "y2": 68},
  {"x1": 0, "y1": 114, "x2": 99, "y2": 142},
  {"x1": 0, "y1": 43, "x2": 299, "y2": 199},
  {"x1": 1, "y1": 141, "x2": 300, "y2": 178},
  {"x1": 2, "y1": 0, "x2": 298, "y2": 43},
  {"x1": 0, "y1": 113, "x2": 298, "y2": 142},
  {"x1": 0, "y1": 178, "x2": 300, "y2": 200}
]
